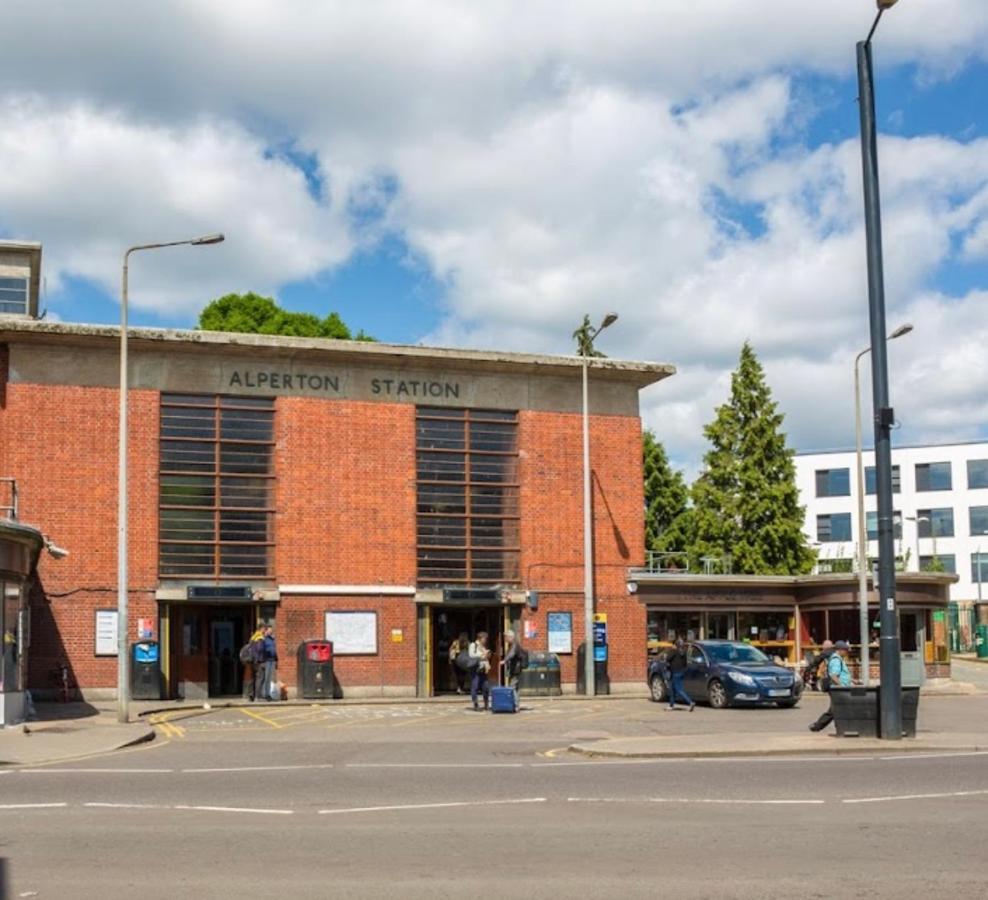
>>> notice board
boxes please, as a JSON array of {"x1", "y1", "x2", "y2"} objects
[{"x1": 325, "y1": 611, "x2": 378, "y2": 655}]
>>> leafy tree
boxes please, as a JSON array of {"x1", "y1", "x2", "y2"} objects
[
  {"x1": 643, "y1": 429, "x2": 692, "y2": 568},
  {"x1": 689, "y1": 342, "x2": 815, "y2": 576},
  {"x1": 198, "y1": 292, "x2": 375, "y2": 341}
]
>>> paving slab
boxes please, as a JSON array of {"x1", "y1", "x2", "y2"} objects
[
  {"x1": 569, "y1": 731, "x2": 988, "y2": 759},
  {"x1": 0, "y1": 704, "x2": 153, "y2": 767}
]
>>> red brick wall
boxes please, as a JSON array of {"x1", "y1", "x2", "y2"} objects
[
  {"x1": 1, "y1": 377, "x2": 648, "y2": 693},
  {"x1": 0, "y1": 383, "x2": 159, "y2": 690},
  {"x1": 518, "y1": 410, "x2": 646, "y2": 684},
  {"x1": 275, "y1": 398, "x2": 417, "y2": 585},
  {"x1": 276, "y1": 594, "x2": 417, "y2": 693}
]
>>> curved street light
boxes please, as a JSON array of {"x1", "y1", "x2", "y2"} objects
[
  {"x1": 118, "y1": 233, "x2": 225, "y2": 723},
  {"x1": 578, "y1": 313, "x2": 618, "y2": 696}
]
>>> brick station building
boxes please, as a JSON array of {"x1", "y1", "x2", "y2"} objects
[{"x1": 0, "y1": 296, "x2": 672, "y2": 701}]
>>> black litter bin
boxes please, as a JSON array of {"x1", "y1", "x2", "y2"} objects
[
  {"x1": 297, "y1": 640, "x2": 335, "y2": 699},
  {"x1": 829, "y1": 686, "x2": 879, "y2": 737},
  {"x1": 518, "y1": 652, "x2": 562, "y2": 697},
  {"x1": 131, "y1": 641, "x2": 162, "y2": 701},
  {"x1": 576, "y1": 642, "x2": 610, "y2": 695}
]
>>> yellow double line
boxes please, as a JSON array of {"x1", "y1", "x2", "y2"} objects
[{"x1": 149, "y1": 712, "x2": 186, "y2": 739}]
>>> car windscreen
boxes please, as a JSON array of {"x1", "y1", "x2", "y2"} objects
[{"x1": 705, "y1": 644, "x2": 771, "y2": 665}]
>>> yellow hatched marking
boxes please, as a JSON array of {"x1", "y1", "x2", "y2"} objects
[{"x1": 239, "y1": 707, "x2": 285, "y2": 729}]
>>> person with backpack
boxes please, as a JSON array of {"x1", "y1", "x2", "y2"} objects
[
  {"x1": 802, "y1": 639, "x2": 834, "y2": 692},
  {"x1": 448, "y1": 632, "x2": 469, "y2": 694},
  {"x1": 808, "y1": 640, "x2": 852, "y2": 732},
  {"x1": 241, "y1": 626, "x2": 265, "y2": 701}
]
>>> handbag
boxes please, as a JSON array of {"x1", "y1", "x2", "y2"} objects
[{"x1": 455, "y1": 649, "x2": 479, "y2": 671}]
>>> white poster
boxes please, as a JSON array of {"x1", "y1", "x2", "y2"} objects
[
  {"x1": 325, "y1": 611, "x2": 378, "y2": 655},
  {"x1": 95, "y1": 609, "x2": 118, "y2": 656},
  {"x1": 547, "y1": 612, "x2": 572, "y2": 654}
]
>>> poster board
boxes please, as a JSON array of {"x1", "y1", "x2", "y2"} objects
[
  {"x1": 547, "y1": 612, "x2": 572, "y2": 654},
  {"x1": 325, "y1": 611, "x2": 378, "y2": 655},
  {"x1": 95, "y1": 609, "x2": 118, "y2": 656}
]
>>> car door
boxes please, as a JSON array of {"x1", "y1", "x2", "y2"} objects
[{"x1": 684, "y1": 645, "x2": 709, "y2": 700}]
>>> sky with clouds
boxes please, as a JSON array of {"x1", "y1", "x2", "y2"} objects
[{"x1": 2, "y1": 1, "x2": 987, "y2": 476}]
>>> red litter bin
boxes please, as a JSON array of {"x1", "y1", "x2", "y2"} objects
[{"x1": 297, "y1": 640, "x2": 335, "y2": 699}]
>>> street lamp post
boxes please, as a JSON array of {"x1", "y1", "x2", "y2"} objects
[
  {"x1": 854, "y1": 324, "x2": 912, "y2": 687},
  {"x1": 857, "y1": 0, "x2": 902, "y2": 738},
  {"x1": 579, "y1": 312, "x2": 618, "y2": 696},
  {"x1": 906, "y1": 514, "x2": 930, "y2": 572},
  {"x1": 118, "y1": 233, "x2": 224, "y2": 723}
]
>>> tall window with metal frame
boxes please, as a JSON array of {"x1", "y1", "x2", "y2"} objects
[
  {"x1": 158, "y1": 393, "x2": 275, "y2": 579},
  {"x1": 415, "y1": 406, "x2": 520, "y2": 586}
]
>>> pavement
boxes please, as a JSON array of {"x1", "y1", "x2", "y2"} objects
[
  {"x1": 0, "y1": 702, "x2": 153, "y2": 766},
  {"x1": 0, "y1": 672, "x2": 983, "y2": 766}
]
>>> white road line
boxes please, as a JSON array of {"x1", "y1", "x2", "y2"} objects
[
  {"x1": 879, "y1": 752, "x2": 988, "y2": 761},
  {"x1": 319, "y1": 797, "x2": 546, "y2": 815},
  {"x1": 19, "y1": 767, "x2": 174, "y2": 774},
  {"x1": 345, "y1": 763, "x2": 525, "y2": 769},
  {"x1": 173, "y1": 805, "x2": 294, "y2": 815},
  {"x1": 567, "y1": 797, "x2": 827, "y2": 805},
  {"x1": 182, "y1": 764, "x2": 335, "y2": 773},
  {"x1": 843, "y1": 789, "x2": 988, "y2": 804},
  {"x1": 0, "y1": 802, "x2": 68, "y2": 809},
  {"x1": 84, "y1": 802, "x2": 169, "y2": 810}
]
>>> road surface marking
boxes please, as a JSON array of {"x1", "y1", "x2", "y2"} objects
[
  {"x1": 182, "y1": 763, "x2": 336, "y2": 773},
  {"x1": 879, "y1": 752, "x2": 988, "y2": 761},
  {"x1": 19, "y1": 767, "x2": 174, "y2": 774},
  {"x1": 0, "y1": 803, "x2": 68, "y2": 809},
  {"x1": 174, "y1": 804, "x2": 294, "y2": 815},
  {"x1": 239, "y1": 707, "x2": 285, "y2": 729},
  {"x1": 843, "y1": 789, "x2": 988, "y2": 804},
  {"x1": 319, "y1": 797, "x2": 546, "y2": 815},
  {"x1": 84, "y1": 802, "x2": 169, "y2": 810},
  {"x1": 345, "y1": 762, "x2": 525, "y2": 769},
  {"x1": 567, "y1": 797, "x2": 826, "y2": 805}
]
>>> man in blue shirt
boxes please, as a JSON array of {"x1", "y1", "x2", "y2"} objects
[
  {"x1": 808, "y1": 640, "x2": 852, "y2": 732},
  {"x1": 259, "y1": 625, "x2": 279, "y2": 702}
]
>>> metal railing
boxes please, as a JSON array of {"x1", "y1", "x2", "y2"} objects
[
  {"x1": 642, "y1": 550, "x2": 690, "y2": 574},
  {"x1": 0, "y1": 477, "x2": 17, "y2": 520}
]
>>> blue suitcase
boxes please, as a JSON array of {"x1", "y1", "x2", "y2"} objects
[{"x1": 490, "y1": 686, "x2": 519, "y2": 713}]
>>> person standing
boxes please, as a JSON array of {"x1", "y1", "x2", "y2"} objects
[
  {"x1": 501, "y1": 629, "x2": 525, "y2": 691},
  {"x1": 247, "y1": 625, "x2": 265, "y2": 702},
  {"x1": 809, "y1": 640, "x2": 852, "y2": 732},
  {"x1": 259, "y1": 625, "x2": 279, "y2": 702},
  {"x1": 666, "y1": 638, "x2": 695, "y2": 712},
  {"x1": 449, "y1": 631, "x2": 469, "y2": 694},
  {"x1": 803, "y1": 639, "x2": 834, "y2": 692},
  {"x1": 468, "y1": 631, "x2": 491, "y2": 711}
]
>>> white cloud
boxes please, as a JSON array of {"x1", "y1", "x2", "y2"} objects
[{"x1": 0, "y1": 1, "x2": 986, "y2": 470}]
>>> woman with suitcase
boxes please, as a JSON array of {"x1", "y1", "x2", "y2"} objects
[{"x1": 468, "y1": 632, "x2": 491, "y2": 711}]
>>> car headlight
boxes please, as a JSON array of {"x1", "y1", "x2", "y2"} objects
[{"x1": 727, "y1": 671, "x2": 756, "y2": 687}]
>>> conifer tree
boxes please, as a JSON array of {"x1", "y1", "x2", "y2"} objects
[
  {"x1": 690, "y1": 342, "x2": 815, "y2": 575},
  {"x1": 643, "y1": 429, "x2": 691, "y2": 568}
]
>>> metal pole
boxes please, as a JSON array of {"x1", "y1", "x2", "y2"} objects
[
  {"x1": 582, "y1": 355, "x2": 595, "y2": 696},
  {"x1": 857, "y1": 35, "x2": 902, "y2": 738},
  {"x1": 118, "y1": 250, "x2": 131, "y2": 723},
  {"x1": 854, "y1": 350, "x2": 870, "y2": 686},
  {"x1": 117, "y1": 234, "x2": 223, "y2": 723}
]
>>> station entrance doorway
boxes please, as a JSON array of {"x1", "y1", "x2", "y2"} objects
[
  {"x1": 163, "y1": 604, "x2": 257, "y2": 700},
  {"x1": 422, "y1": 600, "x2": 522, "y2": 696}
]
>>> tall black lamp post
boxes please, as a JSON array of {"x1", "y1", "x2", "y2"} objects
[{"x1": 857, "y1": 0, "x2": 902, "y2": 739}]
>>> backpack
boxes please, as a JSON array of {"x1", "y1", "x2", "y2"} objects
[
  {"x1": 239, "y1": 640, "x2": 262, "y2": 665},
  {"x1": 517, "y1": 647, "x2": 530, "y2": 670}
]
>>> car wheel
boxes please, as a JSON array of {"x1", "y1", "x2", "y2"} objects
[
  {"x1": 707, "y1": 679, "x2": 729, "y2": 709},
  {"x1": 649, "y1": 675, "x2": 667, "y2": 704},
  {"x1": 776, "y1": 699, "x2": 800, "y2": 709}
]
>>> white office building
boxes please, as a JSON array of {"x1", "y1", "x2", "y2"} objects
[{"x1": 795, "y1": 441, "x2": 988, "y2": 607}]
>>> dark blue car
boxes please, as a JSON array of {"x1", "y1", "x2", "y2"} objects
[{"x1": 647, "y1": 640, "x2": 802, "y2": 709}]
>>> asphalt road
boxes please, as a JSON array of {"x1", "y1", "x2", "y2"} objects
[{"x1": 3, "y1": 693, "x2": 987, "y2": 899}]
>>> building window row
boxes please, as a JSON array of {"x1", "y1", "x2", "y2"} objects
[
  {"x1": 815, "y1": 459, "x2": 988, "y2": 498},
  {"x1": 158, "y1": 393, "x2": 275, "y2": 580},
  {"x1": 0, "y1": 276, "x2": 29, "y2": 315},
  {"x1": 415, "y1": 406, "x2": 520, "y2": 587},
  {"x1": 817, "y1": 506, "x2": 988, "y2": 543}
]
